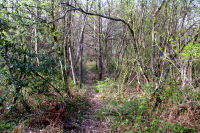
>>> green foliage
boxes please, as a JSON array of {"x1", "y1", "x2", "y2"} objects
[
  {"x1": 0, "y1": 0, "x2": 66, "y2": 121},
  {"x1": 183, "y1": 42, "x2": 200, "y2": 61},
  {"x1": 95, "y1": 79, "x2": 198, "y2": 132},
  {"x1": 94, "y1": 77, "x2": 117, "y2": 93},
  {"x1": 88, "y1": 62, "x2": 99, "y2": 74},
  {"x1": 0, "y1": 121, "x2": 15, "y2": 131},
  {"x1": 107, "y1": 61, "x2": 116, "y2": 74},
  {"x1": 0, "y1": 0, "x2": 199, "y2": 132}
]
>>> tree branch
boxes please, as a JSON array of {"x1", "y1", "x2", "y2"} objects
[
  {"x1": 61, "y1": 2, "x2": 133, "y2": 35},
  {"x1": 59, "y1": 2, "x2": 149, "y2": 82},
  {"x1": 48, "y1": 9, "x2": 74, "y2": 24},
  {"x1": 153, "y1": 0, "x2": 168, "y2": 17},
  {"x1": 32, "y1": 71, "x2": 64, "y2": 99}
]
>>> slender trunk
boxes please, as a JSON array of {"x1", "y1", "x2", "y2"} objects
[
  {"x1": 79, "y1": 18, "x2": 86, "y2": 87},
  {"x1": 69, "y1": 5, "x2": 77, "y2": 85},
  {"x1": 151, "y1": 0, "x2": 168, "y2": 89},
  {"x1": 152, "y1": 16, "x2": 158, "y2": 88},
  {"x1": 98, "y1": 0, "x2": 103, "y2": 80},
  {"x1": 63, "y1": 0, "x2": 72, "y2": 96},
  {"x1": 69, "y1": 44, "x2": 77, "y2": 85},
  {"x1": 79, "y1": 1, "x2": 88, "y2": 87},
  {"x1": 79, "y1": 52, "x2": 83, "y2": 87},
  {"x1": 181, "y1": 58, "x2": 188, "y2": 90},
  {"x1": 79, "y1": 31, "x2": 84, "y2": 87},
  {"x1": 35, "y1": 2, "x2": 39, "y2": 66},
  {"x1": 59, "y1": 58, "x2": 64, "y2": 82},
  {"x1": 63, "y1": 32, "x2": 70, "y2": 95},
  {"x1": 115, "y1": 26, "x2": 127, "y2": 76},
  {"x1": 94, "y1": 19, "x2": 98, "y2": 70}
]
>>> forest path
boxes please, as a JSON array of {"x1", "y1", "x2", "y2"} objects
[
  {"x1": 78, "y1": 67, "x2": 110, "y2": 132},
  {"x1": 67, "y1": 66, "x2": 110, "y2": 132}
]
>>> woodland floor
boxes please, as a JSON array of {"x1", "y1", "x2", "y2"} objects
[
  {"x1": 0, "y1": 64, "x2": 111, "y2": 133},
  {"x1": 64, "y1": 67, "x2": 111, "y2": 132},
  {"x1": 3, "y1": 63, "x2": 199, "y2": 132}
]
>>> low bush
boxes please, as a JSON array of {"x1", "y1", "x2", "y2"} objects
[{"x1": 94, "y1": 78, "x2": 199, "y2": 132}]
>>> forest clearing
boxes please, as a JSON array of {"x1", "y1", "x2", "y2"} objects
[{"x1": 0, "y1": 0, "x2": 200, "y2": 132}]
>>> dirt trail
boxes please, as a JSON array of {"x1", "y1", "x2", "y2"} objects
[
  {"x1": 78, "y1": 69, "x2": 110, "y2": 133},
  {"x1": 66, "y1": 69, "x2": 110, "y2": 133},
  {"x1": 78, "y1": 88, "x2": 110, "y2": 132}
]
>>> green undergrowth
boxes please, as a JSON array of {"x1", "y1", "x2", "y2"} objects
[
  {"x1": 0, "y1": 121, "x2": 15, "y2": 131},
  {"x1": 94, "y1": 78, "x2": 199, "y2": 132},
  {"x1": 0, "y1": 79, "x2": 90, "y2": 132},
  {"x1": 86, "y1": 61, "x2": 99, "y2": 74}
]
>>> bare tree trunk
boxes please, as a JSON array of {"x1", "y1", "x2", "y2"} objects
[
  {"x1": 181, "y1": 57, "x2": 189, "y2": 90},
  {"x1": 63, "y1": 24, "x2": 70, "y2": 96},
  {"x1": 35, "y1": 2, "x2": 39, "y2": 66},
  {"x1": 115, "y1": 26, "x2": 127, "y2": 77},
  {"x1": 78, "y1": 17, "x2": 87, "y2": 87},
  {"x1": 79, "y1": 49, "x2": 83, "y2": 87},
  {"x1": 69, "y1": 44, "x2": 77, "y2": 85},
  {"x1": 152, "y1": 17, "x2": 158, "y2": 89},
  {"x1": 78, "y1": 0, "x2": 88, "y2": 87},
  {"x1": 98, "y1": 0, "x2": 103, "y2": 80},
  {"x1": 94, "y1": 19, "x2": 98, "y2": 70},
  {"x1": 59, "y1": 58, "x2": 64, "y2": 82},
  {"x1": 151, "y1": 0, "x2": 168, "y2": 89},
  {"x1": 63, "y1": 0, "x2": 72, "y2": 96}
]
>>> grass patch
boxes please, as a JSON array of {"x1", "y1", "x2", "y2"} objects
[
  {"x1": 86, "y1": 61, "x2": 99, "y2": 74},
  {"x1": 94, "y1": 78, "x2": 199, "y2": 132}
]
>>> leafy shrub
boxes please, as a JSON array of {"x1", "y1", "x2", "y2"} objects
[{"x1": 95, "y1": 79, "x2": 198, "y2": 132}]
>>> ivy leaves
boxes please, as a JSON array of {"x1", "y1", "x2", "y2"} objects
[{"x1": 183, "y1": 42, "x2": 200, "y2": 61}]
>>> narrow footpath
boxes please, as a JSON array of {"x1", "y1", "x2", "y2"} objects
[{"x1": 67, "y1": 68, "x2": 110, "y2": 133}]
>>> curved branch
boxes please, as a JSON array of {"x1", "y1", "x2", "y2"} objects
[
  {"x1": 48, "y1": 9, "x2": 74, "y2": 24},
  {"x1": 61, "y1": 2, "x2": 134, "y2": 38},
  {"x1": 59, "y1": 2, "x2": 148, "y2": 82}
]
